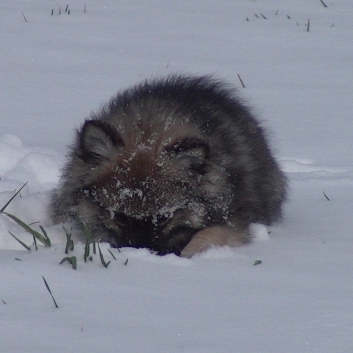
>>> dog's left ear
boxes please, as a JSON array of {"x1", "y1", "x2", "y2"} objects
[
  {"x1": 78, "y1": 120, "x2": 124, "y2": 162},
  {"x1": 167, "y1": 138, "x2": 210, "y2": 174}
]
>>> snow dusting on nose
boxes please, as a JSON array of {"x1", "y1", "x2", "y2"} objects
[{"x1": 119, "y1": 187, "x2": 143, "y2": 201}]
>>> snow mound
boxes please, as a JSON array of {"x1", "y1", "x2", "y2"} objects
[{"x1": 0, "y1": 133, "x2": 65, "y2": 249}]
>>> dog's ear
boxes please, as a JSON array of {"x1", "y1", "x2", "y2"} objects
[
  {"x1": 167, "y1": 138, "x2": 210, "y2": 174},
  {"x1": 78, "y1": 120, "x2": 124, "y2": 162}
]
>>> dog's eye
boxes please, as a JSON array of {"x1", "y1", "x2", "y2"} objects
[
  {"x1": 115, "y1": 212, "x2": 129, "y2": 227},
  {"x1": 156, "y1": 214, "x2": 170, "y2": 227}
]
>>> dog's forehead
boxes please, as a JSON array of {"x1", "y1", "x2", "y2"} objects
[{"x1": 115, "y1": 150, "x2": 169, "y2": 185}]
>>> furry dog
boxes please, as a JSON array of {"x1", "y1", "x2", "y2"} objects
[{"x1": 51, "y1": 75, "x2": 287, "y2": 257}]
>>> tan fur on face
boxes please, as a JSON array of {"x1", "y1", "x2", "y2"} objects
[{"x1": 93, "y1": 149, "x2": 191, "y2": 219}]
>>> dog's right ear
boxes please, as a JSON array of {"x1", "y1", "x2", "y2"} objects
[
  {"x1": 166, "y1": 138, "x2": 210, "y2": 174},
  {"x1": 78, "y1": 120, "x2": 124, "y2": 162}
]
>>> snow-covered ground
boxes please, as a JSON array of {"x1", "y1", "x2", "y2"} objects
[{"x1": 1, "y1": 1, "x2": 352, "y2": 352}]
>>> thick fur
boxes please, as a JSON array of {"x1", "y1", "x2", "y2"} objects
[{"x1": 51, "y1": 75, "x2": 287, "y2": 257}]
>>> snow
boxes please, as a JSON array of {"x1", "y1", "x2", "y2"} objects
[{"x1": 1, "y1": 1, "x2": 353, "y2": 352}]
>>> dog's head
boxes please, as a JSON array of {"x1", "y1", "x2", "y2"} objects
[{"x1": 74, "y1": 118, "x2": 214, "y2": 254}]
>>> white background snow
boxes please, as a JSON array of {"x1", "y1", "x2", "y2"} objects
[{"x1": 1, "y1": 1, "x2": 353, "y2": 352}]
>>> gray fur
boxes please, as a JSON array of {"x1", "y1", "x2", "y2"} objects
[{"x1": 51, "y1": 75, "x2": 287, "y2": 256}]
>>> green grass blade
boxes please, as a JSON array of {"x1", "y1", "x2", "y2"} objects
[
  {"x1": 59, "y1": 257, "x2": 70, "y2": 265},
  {"x1": 64, "y1": 234, "x2": 72, "y2": 254},
  {"x1": 60, "y1": 256, "x2": 77, "y2": 270},
  {"x1": 83, "y1": 224, "x2": 91, "y2": 262},
  {"x1": 107, "y1": 249, "x2": 117, "y2": 260},
  {"x1": 84, "y1": 241, "x2": 90, "y2": 262},
  {"x1": 4, "y1": 212, "x2": 50, "y2": 247},
  {"x1": 0, "y1": 182, "x2": 28, "y2": 212},
  {"x1": 39, "y1": 225, "x2": 51, "y2": 247},
  {"x1": 98, "y1": 243, "x2": 110, "y2": 268},
  {"x1": 65, "y1": 239, "x2": 74, "y2": 254},
  {"x1": 70, "y1": 256, "x2": 77, "y2": 270},
  {"x1": 62, "y1": 226, "x2": 74, "y2": 253},
  {"x1": 42, "y1": 276, "x2": 59, "y2": 308},
  {"x1": 33, "y1": 235, "x2": 38, "y2": 251},
  {"x1": 8, "y1": 231, "x2": 31, "y2": 251}
]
